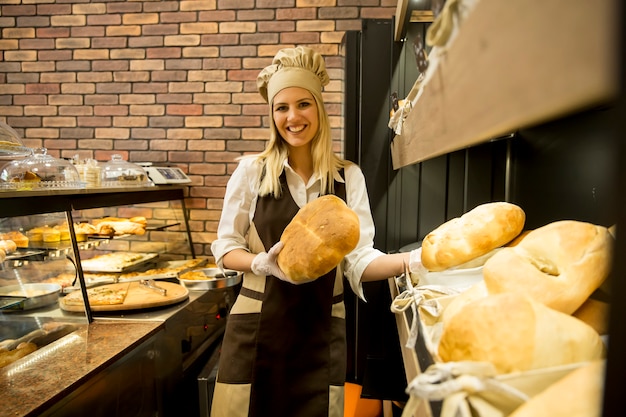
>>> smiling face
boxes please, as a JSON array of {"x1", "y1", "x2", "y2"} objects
[{"x1": 272, "y1": 87, "x2": 319, "y2": 151}]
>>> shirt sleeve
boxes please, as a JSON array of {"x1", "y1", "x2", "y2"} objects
[
  {"x1": 210, "y1": 158, "x2": 260, "y2": 269},
  {"x1": 342, "y1": 163, "x2": 385, "y2": 300}
]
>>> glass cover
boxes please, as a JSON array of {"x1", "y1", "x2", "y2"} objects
[
  {"x1": 0, "y1": 148, "x2": 84, "y2": 190},
  {"x1": 100, "y1": 154, "x2": 153, "y2": 187},
  {"x1": 0, "y1": 121, "x2": 31, "y2": 161}
]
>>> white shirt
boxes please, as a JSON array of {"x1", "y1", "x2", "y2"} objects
[{"x1": 210, "y1": 157, "x2": 384, "y2": 299}]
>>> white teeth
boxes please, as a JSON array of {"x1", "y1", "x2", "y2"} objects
[{"x1": 288, "y1": 125, "x2": 305, "y2": 133}]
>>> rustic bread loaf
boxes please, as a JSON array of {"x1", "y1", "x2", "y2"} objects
[
  {"x1": 508, "y1": 360, "x2": 605, "y2": 417},
  {"x1": 438, "y1": 293, "x2": 605, "y2": 374},
  {"x1": 482, "y1": 220, "x2": 613, "y2": 314},
  {"x1": 421, "y1": 202, "x2": 525, "y2": 272},
  {"x1": 277, "y1": 195, "x2": 360, "y2": 282}
]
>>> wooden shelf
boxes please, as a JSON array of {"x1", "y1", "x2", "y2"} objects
[{"x1": 391, "y1": 0, "x2": 619, "y2": 169}]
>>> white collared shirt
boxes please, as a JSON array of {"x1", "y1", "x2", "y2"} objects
[{"x1": 211, "y1": 158, "x2": 384, "y2": 299}]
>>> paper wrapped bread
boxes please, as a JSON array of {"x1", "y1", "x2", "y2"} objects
[
  {"x1": 421, "y1": 202, "x2": 525, "y2": 272},
  {"x1": 509, "y1": 360, "x2": 605, "y2": 417},
  {"x1": 438, "y1": 293, "x2": 605, "y2": 374},
  {"x1": 277, "y1": 195, "x2": 360, "y2": 282}
]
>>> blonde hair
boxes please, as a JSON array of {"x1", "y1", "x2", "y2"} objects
[{"x1": 242, "y1": 95, "x2": 347, "y2": 198}]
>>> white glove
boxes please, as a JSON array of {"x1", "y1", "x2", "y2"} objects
[
  {"x1": 408, "y1": 247, "x2": 422, "y2": 274},
  {"x1": 251, "y1": 242, "x2": 317, "y2": 285},
  {"x1": 251, "y1": 241, "x2": 288, "y2": 281}
]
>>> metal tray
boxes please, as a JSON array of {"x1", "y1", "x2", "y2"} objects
[
  {"x1": 177, "y1": 268, "x2": 242, "y2": 290},
  {"x1": 0, "y1": 283, "x2": 62, "y2": 311},
  {"x1": 80, "y1": 252, "x2": 159, "y2": 273}
]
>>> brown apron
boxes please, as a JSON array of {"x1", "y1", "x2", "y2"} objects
[{"x1": 212, "y1": 172, "x2": 347, "y2": 417}]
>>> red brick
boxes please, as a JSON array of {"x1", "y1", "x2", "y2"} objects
[
  {"x1": 167, "y1": 104, "x2": 203, "y2": 116},
  {"x1": 25, "y1": 83, "x2": 60, "y2": 94},
  {"x1": 200, "y1": 34, "x2": 239, "y2": 46},
  {"x1": 143, "y1": 24, "x2": 180, "y2": 36},
  {"x1": 3, "y1": 5, "x2": 36, "y2": 16},
  {"x1": 280, "y1": 31, "x2": 320, "y2": 44},
  {"x1": 241, "y1": 33, "x2": 279, "y2": 45},
  {"x1": 257, "y1": 21, "x2": 295, "y2": 33},
  {"x1": 276, "y1": 8, "x2": 316, "y2": 20},
  {"x1": 37, "y1": 27, "x2": 70, "y2": 38},
  {"x1": 37, "y1": 4, "x2": 72, "y2": 15}
]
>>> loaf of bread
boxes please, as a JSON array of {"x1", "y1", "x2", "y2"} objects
[
  {"x1": 508, "y1": 360, "x2": 605, "y2": 417},
  {"x1": 277, "y1": 195, "x2": 360, "y2": 282},
  {"x1": 421, "y1": 202, "x2": 525, "y2": 272},
  {"x1": 0, "y1": 342, "x2": 37, "y2": 369},
  {"x1": 482, "y1": 220, "x2": 613, "y2": 314},
  {"x1": 1, "y1": 231, "x2": 28, "y2": 248},
  {"x1": 0, "y1": 239, "x2": 17, "y2": 254},
  {"x1": 96, "y1": 221, "x2": 145, "y2": 236},
  {"x1": 438, "y1": 293, "x2": 605, "y2": 374}
]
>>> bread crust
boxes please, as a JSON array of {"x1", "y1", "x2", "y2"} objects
[
  {"x1": 438, "y1": 293, "x2": 605, "y2": 374},
  {"x1": 277, "y1": 195, "x2": 360, "y2": 282},
  {"x1": 421, "y1": 202, "x2": 525, "y2": 272},
  {"x1": 482, "y1": 220, "x2": 613, "y2": 314}
]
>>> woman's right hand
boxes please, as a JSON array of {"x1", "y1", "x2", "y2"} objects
[{"x1": 251, "y1": 242, "x2": 288, "y2": 281}]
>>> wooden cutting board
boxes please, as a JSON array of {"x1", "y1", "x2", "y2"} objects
[{"x1": 59, "y1": 281, "x2": 189, "y2": 312}]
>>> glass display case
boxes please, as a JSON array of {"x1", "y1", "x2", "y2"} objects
[{"x1": 0, "y1": 185, "x2": 194, "y2": 364}]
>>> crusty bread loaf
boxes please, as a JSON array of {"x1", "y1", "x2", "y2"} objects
[
  {"x1": 97, "y1": 221, "x2": 145, "y2": 236},
  {"x1": 482, "y1": 220, "x2": 613, "y2": 314},
  {"x1": 421, "y1": 202, "x2": 525, "y2": 272},
  {"x1": 74, "y1": 222, "x2": 97, "y2": 235},
  {"x1": 0, "y1": 239, "x2": 17, "y2": 253},
  {"x1": 438, "y1": 293, "x2": 605, "y2": 374},
  {"x1": 277, "y1": 195, "x2": 360, "y2": 282},
  {"x1": 508, "y1": 360, "x2": 605, "y2": 417},
  {"x1": 0, "y1": 342, "x2": 37, "y2": 369}
]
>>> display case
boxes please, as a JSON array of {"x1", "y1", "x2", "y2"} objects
[{"x1": 0, "y1": 185, "x2": 213, "y2": 417}]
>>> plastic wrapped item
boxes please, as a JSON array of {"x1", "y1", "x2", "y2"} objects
[
  {"x1": 100, "y1": 154, "x2": 153, "y2": 187},
  {"x1": 73, "y1": 157, "x2": 102, "y2": 188},
  {"x1": 0, "y1": 121, "x2": 31, "y2": 161},
  {"x1": 0, "y1": 148, "x2": 84, "y2": 190}
]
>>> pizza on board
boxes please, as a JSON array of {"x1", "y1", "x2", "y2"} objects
[{"x1": 62, "y1": 283, "x2": 130, "y2": 306}]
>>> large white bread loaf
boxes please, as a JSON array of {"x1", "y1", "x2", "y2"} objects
[
  {"x1": 421, "y1": 202, "x2": 525, "y2": 272},
  {"x1": 438, "y1": 293, "x2": 605, "y2": 374},
  {"x1": 482, "y1": 220, "x2": 613, "y2": 314},
  {"x1": 277, "y1": 195, "x2": 360, "y2": 282},
  {"x1": 508, "y1": 360, "x2": 605, "y2": 417}
]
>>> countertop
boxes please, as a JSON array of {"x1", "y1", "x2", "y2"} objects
[
  {"x1": 0, "y1": 289, "x2": 211, "y2": 417},
  {"x1": 0, "y1": 319, "x2": 163, "y2": 417}
]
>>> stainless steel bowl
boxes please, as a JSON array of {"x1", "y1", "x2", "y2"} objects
[
  {"x1": 177, "y1": 268, "x2": 242, "y2": 290},
  {"x1": 0, "y1": 283, "x2": 62, "y2": 311}
]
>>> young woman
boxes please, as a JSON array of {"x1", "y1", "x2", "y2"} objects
[{"x1": 210, "y1": 46, "x2": 418, "y2": 417}]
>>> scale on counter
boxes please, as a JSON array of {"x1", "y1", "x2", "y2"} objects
[{"x1": 138, "y1": 163, "x2": 192, "y2": 185}]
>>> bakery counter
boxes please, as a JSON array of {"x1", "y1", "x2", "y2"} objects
[
  {"x1": 0, "y1": 286, "x2": 236, "y2": 417},
  {"x1": 0, "y1": 319, "x2": 163, "y2": 417}
]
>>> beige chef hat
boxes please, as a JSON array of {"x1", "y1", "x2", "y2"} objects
[{"x1": 257, "y1": 46, "x2": 330, "y2": 104}]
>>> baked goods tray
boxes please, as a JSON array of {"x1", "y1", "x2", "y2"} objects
[
  {"x1": 80, "y1": 252, "x2": 159, "y2": 273},
  {"x1": 62, "y1": 258, "x2": 209, "y2": 292}
]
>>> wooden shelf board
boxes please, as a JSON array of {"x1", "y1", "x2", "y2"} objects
[{"x1": 391, "y1": 0, "x2": 619, "y2": 169}]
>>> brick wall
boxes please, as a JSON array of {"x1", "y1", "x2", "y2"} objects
[{"x1": 0, "y1": 0, "x2": 396, "y2": 256}]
